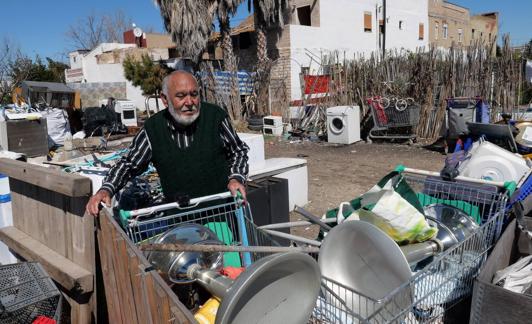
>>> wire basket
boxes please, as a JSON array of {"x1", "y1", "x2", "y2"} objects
[
  {"x1": 368, "y1": 101, "x2": 420, "y2": 129},
  {"x1": 123, "y1": 197, "x2": 283, "y2": 265},
  {"x1": 315, "y1": 172, "x2": 508, "y2": 323},
  {"x1": 0, "y1": 262, "x2": 62, "y2": 324}
]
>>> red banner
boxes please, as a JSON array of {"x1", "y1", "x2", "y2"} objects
[{"x1": 304, "y1": 75, "x2": 330, "y2": 94}]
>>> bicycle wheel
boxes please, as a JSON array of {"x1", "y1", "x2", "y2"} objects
[
  {"x1": 395, "y1": 99, "x2": 408, "y2": 112},
  {"x1": 379, "y1": 97, "x2": 391, "y2": 110}
]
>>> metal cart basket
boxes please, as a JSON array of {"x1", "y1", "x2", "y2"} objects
[
  {"x1": 317, "y1": 168, "x2": 509, "y2": 323},
  {"x1": 367, "y1": 97, "x2": 420, "y2": 143}
]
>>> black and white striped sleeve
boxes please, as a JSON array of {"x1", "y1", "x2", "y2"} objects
[
  {"x1": 100, "y1": 128, "x2": 152, "y2": 196},
  {"x1": 220, "y1": 117, "x2": 249, "y2": 184}
]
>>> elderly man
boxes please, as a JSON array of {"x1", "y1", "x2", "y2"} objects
[{"x1": 86, "y1": 70, "x2": 249, "y2": 216}]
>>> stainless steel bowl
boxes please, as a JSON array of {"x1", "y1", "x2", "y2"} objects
[
  {"x1": 145, "y1": 223, "x2": 224, "y2": 284},
  {"x1": 423, "y1": 204, "x2": 479, "y2": 251}
]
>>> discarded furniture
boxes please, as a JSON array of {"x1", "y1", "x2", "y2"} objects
[
  {"x1": 0, "y1": 159, "x2": 94, "y2": 323},
  {"x1": 0, "y1": 159, "x2": 195, "y2": 323}
]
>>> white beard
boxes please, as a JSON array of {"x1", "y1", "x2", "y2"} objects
[{"x1": 167, "y1": 101, "x2": 200, "y2": 126}]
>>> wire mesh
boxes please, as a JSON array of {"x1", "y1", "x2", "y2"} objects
[
  {"x1": 125, "y1": 198, "x2": 286, "y2": 264},
  {"x1": 315, "y1": 173, "x2": 508, "y2": 323}
]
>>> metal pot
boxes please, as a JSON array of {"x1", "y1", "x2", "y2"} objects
[
  {"x1": 423, "y1": 204, "x2": 479, "y2": 251},
  {"x1": 145, "y1": 224, "x2": 224, "y2": 284}
]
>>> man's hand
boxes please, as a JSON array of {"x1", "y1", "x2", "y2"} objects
[
  {"x1": 227, "y1": 179, "x2": 247, "y2": 203},
  {"x1": 86, "y1": 189, "x2": 112, "y2": 217}
]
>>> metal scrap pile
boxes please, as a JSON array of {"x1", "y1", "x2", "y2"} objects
[{"x1": 290, "y1": 105, "x2": 327, "y2": 141}]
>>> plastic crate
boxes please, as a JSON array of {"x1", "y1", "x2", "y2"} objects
[{"x1": 0, "y1": 262, "x2": 62, "y2": 324}]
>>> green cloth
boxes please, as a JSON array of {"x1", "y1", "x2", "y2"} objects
[
  {"x1": 204, "y1": 222, "x2": 242, "y2": 267},
  {"x1": 416, "y1": 193, "x2": 481, "y2": 224},
  {"x1": 144, "y1": 102, "x2": 230, "y2": 199}
]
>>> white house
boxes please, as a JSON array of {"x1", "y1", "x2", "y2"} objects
[
  {"x1": 65, "y1": 41, "x2": 171, "y2": 110},
  {"x1": 285, "y1": 0, "x2": 428, "y2": 101}
]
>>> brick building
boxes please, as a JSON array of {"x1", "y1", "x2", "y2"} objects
[{"x1": 428, "y1": 0, "x2": 498, "y2": 52}]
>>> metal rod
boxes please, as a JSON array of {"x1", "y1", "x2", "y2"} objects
[
  {"x1": 294, "y1": 206, "x2": 332, "y2": 231},
  {"x1": 262, "y1": 230, "x2": 322, "y2": 247},
  {"x1": 139, "y1": 243, "x2": 320, "y2": 254},
  {"x1": 258, "y1": 219, "x2": 338, "y2": 230}
]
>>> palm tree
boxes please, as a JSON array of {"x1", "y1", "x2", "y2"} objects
[
  {"x1": 250, "y1": 0, "x2": 288, "y2": 68},
  {"x1": 218, "y1": 0, "x2": 244, "y2": 120},
  {"x1": 155, "y1": 0, "x2": 219, "y2": 61},
  {"x1": 248, "y1": 0, "x2": 288, "y2": 115}
]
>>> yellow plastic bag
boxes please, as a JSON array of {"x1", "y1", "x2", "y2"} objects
[{"x1": 359, "y1": 174, "x2": 437, "y2": 244}]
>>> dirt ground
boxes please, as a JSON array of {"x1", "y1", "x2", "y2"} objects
[{"x1": 264, "y1": 139, "x2": 445, "y2": 239}]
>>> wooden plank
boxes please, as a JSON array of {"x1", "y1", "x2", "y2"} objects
[
  {"x1": 127, "y1": 246, "x2": 151, "y2": 324},
  {"x1": 9, "y1": 180, "x2": 94, "y2": 271},
  {"x1": 154, "y1": 283, "x2": 172, "y2": 323},
  {"x1": 0, "y1": 158, "x2": 91, "y2": 197},
  {"x1": 151, "y1": 272, "x2": 195, "y2": 323},
  {"x1": 97, "y1": 214, "x2": 124, "y2": 324},
  {"x1": 112, "y1": 234, "x2": 138, "y2": 323},
  {"x1": 0, "y1": 226, "x2": 93, "y2": 293},
  {"x1": 62, "y1": 293, "x2": 92, "y2": 324},
  {"x1": 144, "y1": 275, "x2": 164, "y2": 324},
  {"x1": 96, "y1": 210, "x2": 196, "y2": 324},
  {"x1": 67, "y1": 196, "x2": 95, "y2": 271}
]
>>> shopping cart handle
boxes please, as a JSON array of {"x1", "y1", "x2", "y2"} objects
[
  {"x1": 395, "y1": 164, "x2": 514, "y2": 191},
  {"x1": 119, "y1": 191, "x2": 234, "y2": 220}
]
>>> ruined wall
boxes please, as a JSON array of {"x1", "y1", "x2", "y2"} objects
[
  {"x1": 470, "y1": 13, "x2": 498, "y2": 55},
  {"x1": 68, "y1": 82, "x2": 127, "y2": 108}
]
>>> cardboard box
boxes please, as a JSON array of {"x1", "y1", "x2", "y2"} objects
[{"x1": 470, "y1": 219, "x2": 532, "y2": 323}]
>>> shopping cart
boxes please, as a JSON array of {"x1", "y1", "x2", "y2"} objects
[
  {"x1": 366, "y1": 97, "x2": 420, "y2": 143},
  {"x1": 314, "y1": 166, "x2": 509, "y2": 323},
  {"x1": 118, "y1": 192, "x2": 376, "y2": 323}
]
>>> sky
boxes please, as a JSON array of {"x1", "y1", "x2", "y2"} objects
[{"x1": 0, "y1": 0, "x2": 530, "y2": 63}]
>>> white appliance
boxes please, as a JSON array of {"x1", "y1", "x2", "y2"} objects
[
  {"x1": 326, "y1": 106, "x2": 361, "y2": 144},
  {"x1": 237, "y1": 133, "x2": 265, "y2": 171},
  {"x1": 114, "y1": 99, "x2": 138, "y2": 127},
  {"x1": 263, "y1": 116, "x2": 283, "y2": 127},
  {"x1": 263, "y1": 125, "x2": 283, "y2": 136},
  {"x1": 459, "y1": 140, "x2": 531, "y2": 184}
]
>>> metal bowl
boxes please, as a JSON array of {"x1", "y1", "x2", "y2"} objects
[
  {"x1": 516, "y1": 122, "x2": 532, "y2": 153},
  {"x1": 423, "y1": 204, "x2": 479, "y2": 251},
  {"x1": 145, "y1": 223, "x2": 224, "y2": 284}
]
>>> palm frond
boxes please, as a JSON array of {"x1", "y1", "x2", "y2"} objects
[{"x1": 155, "y1": 0, "x2": 218, "y2": 61}]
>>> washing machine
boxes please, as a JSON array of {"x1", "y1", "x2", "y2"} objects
[{"x1": 326, "y1": 106, "x2": 361, "y2": 144}]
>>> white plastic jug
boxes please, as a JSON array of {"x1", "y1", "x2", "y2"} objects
[{"x1": 0, "y1": 173, "x2": 17, "y2": 264}]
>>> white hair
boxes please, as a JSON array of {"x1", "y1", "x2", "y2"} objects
[{"x1": 161, "y1": 70, "x2": 199, "y2": 96}]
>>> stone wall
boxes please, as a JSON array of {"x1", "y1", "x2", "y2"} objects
[{"x1": 68, "y1": 82, "x2": 127, "y2": 108}]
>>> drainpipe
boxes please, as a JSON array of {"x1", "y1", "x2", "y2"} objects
[{"x1": 382, "y1": 0, "x2": 386, "y2": 59}]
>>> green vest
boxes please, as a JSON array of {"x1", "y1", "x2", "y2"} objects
[{"x1": 144, "y1": 102, "x2": 230, "y2": 200}]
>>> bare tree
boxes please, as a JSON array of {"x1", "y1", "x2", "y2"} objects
[
  {"x1": 0, "y1": 38, "x2": 30, "y2": 104},
  {"x1": 65, "y1": 10, "x2": 133, "y2": 50}
]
